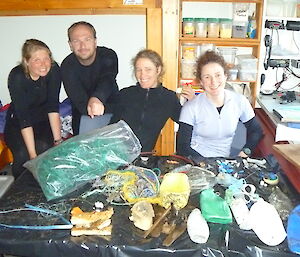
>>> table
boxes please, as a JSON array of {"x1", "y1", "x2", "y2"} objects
[
  {"x1": 0, "y1": 156, "x2": 299, "y2": 257},
  {"x1": 273, "y1": 144, "x2": 300, "y2": 169},
  {"x1": 256, "y1": 94, "x2": 300, "y2": 193}
]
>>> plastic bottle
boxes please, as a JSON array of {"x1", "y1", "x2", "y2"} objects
[
  {"x1": 247, "y1": 16, "x2": 256, "y2": 39},
  {"x1": 182, "y1": 18, "x2": 195, "y2": 37},
  {"x1": 194, "y1": 18, "x2": 207, "y2": 38},
  {"x1": 207, "y1": 18, "x2": 220, "y2": 38},
  {"x1": 219, "y1": 18, "x2": 232, "y2": 38},
  {"x1": 229, "y1": 198, "x2": 252, "y2": 230},
  {"x1": 187, "y1": 208, "x2": 210, "y2": 243}
]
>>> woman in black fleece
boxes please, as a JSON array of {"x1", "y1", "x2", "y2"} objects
[
  {"x1": 4, "y1": 39, "x2": 62, "y2": 179},
  {"x1": 110, "y1": 49, "x2": 194, "y2": 152}
]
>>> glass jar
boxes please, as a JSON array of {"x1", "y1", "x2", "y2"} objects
[
  {"x1": 207, "y1": 18, "x2": 220, "y2": 38},
  {"x1": 182, "y1": 18, "x2": 195, "y2": 37},
  {"x1": 219, "y1": 18, "x2": 232, "y2": 38},
  {"x1": 194, "y1": 18, "x2": 207, "y2": 38}
]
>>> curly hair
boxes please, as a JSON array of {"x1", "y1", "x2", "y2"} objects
[{"x1": 196, "y1": 50, "x2": 229, "y2": 80}]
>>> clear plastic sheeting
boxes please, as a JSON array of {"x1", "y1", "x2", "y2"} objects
[{"x1": 24, "y1": 120, "x2": 141, "y2": 201}]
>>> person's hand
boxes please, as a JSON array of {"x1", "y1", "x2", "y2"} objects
[
  {"x1": 87, "y1": 97, "x2": 105, "y2": 118},
  {"x1": 181, "y1": 86, "x2": 195, "y2": 101},
  {"x1": 29, "y1": 152, "x2": 37, "y2": 160},
  {"x1": 54, "y1": 138, "x2": 63, "y2": 146},
  {"x1": 238, "y1": 151, "x2": 248, "y2": 158}
]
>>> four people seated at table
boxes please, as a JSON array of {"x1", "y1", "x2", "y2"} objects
[{"x1": 3, "y1": 22, "x2": 263, "y2": 180}]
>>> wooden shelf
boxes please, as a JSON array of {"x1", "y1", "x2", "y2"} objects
[
  {"x1": 180, "y1": 37, "x2": 260, "y2": 47},
  {"x1": 178, "y1": 0, "x2": 264, "y2": 106},
  {"x1": 182, "y1": 0, "x2": 262, "y2": 3}
]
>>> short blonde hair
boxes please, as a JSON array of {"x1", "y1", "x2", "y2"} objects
[{"x1": 21, "y1": 39, "x2": 53, "y2": 78}]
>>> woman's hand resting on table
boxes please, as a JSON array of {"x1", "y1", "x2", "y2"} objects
[{"x1": 238, "y1": 151, "x2": 248, "y2": 158}]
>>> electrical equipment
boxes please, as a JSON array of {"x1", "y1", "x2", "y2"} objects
[
  {"x1": 264, "y1": 35, "x2": 271, "y2": 47},
  {"x1": 291, "y1": 59, "x2": 300, "y2": 69},
  {"x1": 280, "y1": 91, "x2": 296, "y2": 103},
  {"x1": 286, "y1": 21, "x2": 300, "y2": 31},
  {"x1": 265, "y1": 20, "x2": 285, "y2": 30},
  {"x1": 268, "y1": 59, "x2": 290, "y2": 68},
  {"x1": 264, "y1": 35, "x2": 272, "y2": 70}
]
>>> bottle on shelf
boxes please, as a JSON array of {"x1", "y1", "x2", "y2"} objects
[
  {"x1": 195, "y1": 18, "x2": 207, "y2": 38},
  {"x1": 183, "y1": 18, "x2": 195, "y2": 37},
  {"x1": 219, "y1": 18, "x2": 233, "y2": 39},
  {"x1": 247, "y1": 14, "x2": 256, "y2": 39},
  {"x1": 207, "y1": 18, "x2": 220, "y2": 38}
]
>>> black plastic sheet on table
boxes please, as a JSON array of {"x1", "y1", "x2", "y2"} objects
[{"x1": 0, "y1": 156, "x2": 299, "y2": 257}]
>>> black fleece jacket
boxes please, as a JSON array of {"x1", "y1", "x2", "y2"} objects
[
  {"x1": 110, "y1": 83, "x2": 182, "y2": 152},
  {"x1": 61, "y1": 46, "x2": 118, "y2": 135}
]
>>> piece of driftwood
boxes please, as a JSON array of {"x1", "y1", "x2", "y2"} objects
[
  {"x1": 162, "y1": 221, "x2": 187, "y2": 247},
  {"x1": 143, "y1": 205, "x2": 171, "y2": 238}
]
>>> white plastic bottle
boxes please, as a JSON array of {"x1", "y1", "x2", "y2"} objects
[
  {"x1": 187, "y1": 208, "x2": 209, "y2": 244},
  {"x1": 229, "y1": 198, "x2": 252, "y2": 230}
]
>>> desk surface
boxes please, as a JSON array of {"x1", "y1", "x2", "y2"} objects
[
  {"x1": 257, "y1": 93, "x2": 300, "y2": 127},
  {"x1": 0, "y1": 156, "x2": 299, "y2": 257},
  {"x1": 273, "y1": 144, "x2": 300, "y2": 169}
]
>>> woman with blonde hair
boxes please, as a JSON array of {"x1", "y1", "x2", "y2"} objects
[{"x1": 4, "y1": 39, "x2": 62, "y2": 179}]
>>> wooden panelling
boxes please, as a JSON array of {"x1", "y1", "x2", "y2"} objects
[
  {"x1": 147, "y1": 8, "x2": 163, "y2": 155},
  {"x1": 160, "y1": 0, "x2": 179, "y2": 155},
  {"x1": 146, "y1": 8, "x2": 162, "y2": 54},
  {"x1": 0, "y1": 0, "x2": 160, "y2": 12},
  {"x1": 0, "y1": 0, "x2": 177, "y2": 156},
  {"x1": 0, "y1": 8, "x2": 146, "y2": 16}
]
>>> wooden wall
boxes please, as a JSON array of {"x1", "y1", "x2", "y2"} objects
[{"x1": 0, "y1": 0, "x2": 179, "y2": 156}]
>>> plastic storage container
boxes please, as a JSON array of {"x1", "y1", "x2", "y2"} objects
[
  {"x1": 195, "y1": 18, "x2": 207, "y2": 37},
  {"x1": 207, "y1": 18, "x2": 220, "y2": 38},
  {"x1": 182, "y1": 43, "x2": 200, "y2": 60},
  {"x1": 200, "y1": 43, "x2": 215, "y2": 55},
  {"x1": 217, "y1": 47, "x2": 237, "y2": 67},
  {"x1": 183, "y1": 18, "x2": 195, "y2": 37},
  {"x1": 181, "y1": 59, "x2": 196, "y2": 79},
  {"x1": 236, "y1": 54, "x2": 258, "y2": 70},
  {"x1": 228, "y1": 66, "x2": 238, "y2": 81},
  {"x1": 219, "y1": 18, "x2": 232, "y2": 38},
  {"x1": 232, "y1": 21, "x2": 248, "y2": 38},
  {"x1": 238, "y1": 69, "x2": 257, "y2": 81}
]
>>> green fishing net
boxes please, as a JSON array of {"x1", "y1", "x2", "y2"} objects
[{"x1": 24, "y1": 121, "x2": 141, "y2": 201}]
